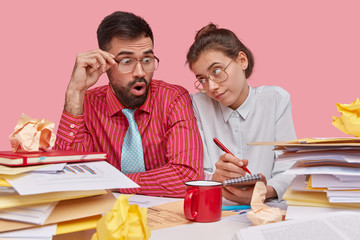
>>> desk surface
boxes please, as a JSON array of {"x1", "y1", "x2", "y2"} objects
[
  {"x1": 151, "y1": 219, "x2": 250, "y2": 240},
  {"x1": 53, "y1": 219, "x2": 251, "y2": 240},
  {"x1": 53, "y1": 193, "x2": 257, "y2": 240}
]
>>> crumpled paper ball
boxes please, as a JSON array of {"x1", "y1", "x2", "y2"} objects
[
  {"x1": 246, "y1": 182, "x2": 283, "y2": 225},
  {"x1": 332, "y1": 99, "x2": 360, "y2": 137},
  {"x1": 9, "y1": 113, "x2": 56, "y2": 152},
  {"x1": 91, "y1": 195, "x2": 151, "y2": 240}
]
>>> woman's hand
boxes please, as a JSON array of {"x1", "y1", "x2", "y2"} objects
[
  {"x1": 211, "y1": 154, "x2": 277, "y2": 204},
  {"x1": 222, "y1": 174, "x2": 274, "y2": 204},
  {"x1": 211, "y1": 153, "x2": 248, "y2": 182}
]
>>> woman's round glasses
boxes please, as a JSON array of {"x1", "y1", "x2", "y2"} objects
[{"x1": 194, "y1": 58, "x2": 234, "y2": 93}]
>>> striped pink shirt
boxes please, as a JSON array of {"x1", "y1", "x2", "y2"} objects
[{"x1": 55, "y1": 80, "x2": 204, "y2": 197}]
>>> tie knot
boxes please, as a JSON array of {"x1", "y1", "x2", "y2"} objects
[{"x1": 122, "y1": 108, "x2": 136, "y2": 121}]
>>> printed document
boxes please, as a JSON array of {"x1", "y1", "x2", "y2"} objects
[
  {"x1": 4, "y1": 161, "x2": 139, "y2": 195},
  {"x1": 232, "y1": 211, "x2": 360, "y2": 240}
]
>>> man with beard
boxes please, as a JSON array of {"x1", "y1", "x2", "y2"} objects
[{"x1": 54, "y1": 11, "x2": 204, "y2": 197}]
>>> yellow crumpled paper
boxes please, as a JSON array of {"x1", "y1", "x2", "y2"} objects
[
  {"x1": 91, "y1": 195, "x2": 151, "y2": 240},
  {"x1": 246, "y1": 182, "x2": 283, "y2": 225},
  {"x1": 9, "y1": 113, "x2": 56, "y2": 152},
  {"x1": 332, "y1": 99, "x2": 360, "y2": 137}
]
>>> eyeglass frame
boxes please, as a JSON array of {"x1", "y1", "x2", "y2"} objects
[
  {"x1": 193, "y1": 57, "x2": 235, "y2": 93},
  {"x1": 114, "y1": 55, "x2": 160, "y2": 73}
]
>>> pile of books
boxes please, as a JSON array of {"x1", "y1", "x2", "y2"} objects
[
  {"x1": 0, "y1": 150, "x2": 138, "y2": 239},
  {"x1": 250, "y1": 138, "x2": 360, "y2": 220}
]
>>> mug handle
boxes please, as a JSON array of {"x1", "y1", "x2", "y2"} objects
[{"x1": 184, "y1": 188, "x2": 199, "y2": 220}]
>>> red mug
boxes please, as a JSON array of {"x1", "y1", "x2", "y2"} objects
[{"x1": 184, "y1": 180, "x2": 222, "y2": 222}]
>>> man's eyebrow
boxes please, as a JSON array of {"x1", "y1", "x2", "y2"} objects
[
  {"x1": 144, "y1": 50, "x2": 154, "y2": 55},
  {"x1": 115, "y1": 50, "x2": 154, "y2": 58},
  {"x1": 116, "y1": 51, "x2": 133, "y2": 57}
]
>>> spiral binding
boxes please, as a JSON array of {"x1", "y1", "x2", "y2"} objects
[{"x1": 223, "y1": 173, "x2": 261, "y2": 186}]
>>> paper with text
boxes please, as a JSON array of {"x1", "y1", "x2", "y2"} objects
[
  {"x1": 0, "y1": 201, "x2": 57, "y2": 225},
  {"x1": 4, "y1": 161, "x2": 139, "y2": 195},
  {"x1": 233, "y1": 211, "x2": 360, "y2": 240}
]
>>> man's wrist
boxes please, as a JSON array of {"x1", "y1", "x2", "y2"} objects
[{"x1": 64, "y1": 89, "x2": 86, "y2": 116}]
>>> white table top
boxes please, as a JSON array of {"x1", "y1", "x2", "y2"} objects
[{"x1": 151, "y1": 219, "x2": 251, "y2": 240}]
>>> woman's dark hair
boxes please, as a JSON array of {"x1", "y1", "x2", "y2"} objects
[
  {"x1": 186, "y1": 23, "x2": 254, "y2": 78},
  {"x1": 97, "y1": 11, "x2": 154, "y2": 51}
]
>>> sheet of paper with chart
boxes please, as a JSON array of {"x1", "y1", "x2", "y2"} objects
[{"x1": 4, "y1": 161, "x2": 139, "y2": 195}]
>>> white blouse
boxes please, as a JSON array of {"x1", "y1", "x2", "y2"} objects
[{"x1": 191, "y1": 85, "x2": 297, "y2": 200}]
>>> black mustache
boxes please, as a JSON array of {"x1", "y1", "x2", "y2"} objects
[{"x1": 128, "y1": 77, "x2": 147, "y2": 87}]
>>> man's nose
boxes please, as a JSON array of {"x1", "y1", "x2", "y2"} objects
[{"x1": 132, "y1": 61, "x2": 145, "y2": 78}]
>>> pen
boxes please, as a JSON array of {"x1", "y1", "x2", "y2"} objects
[
  {"x1": 213, "y1": 138, "x2": 252, "y2": 174},
  {"x1": 222, "y1": 205, "x2": 251, "y2": 211}
]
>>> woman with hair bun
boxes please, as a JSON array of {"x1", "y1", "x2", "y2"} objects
[{"x1": 187, "y1": 23, "x2": 297, "y2": 204}]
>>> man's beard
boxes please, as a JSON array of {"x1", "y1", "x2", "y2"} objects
[{"x1": 112, "y1": 77, "x2": 150, "y2": 108}]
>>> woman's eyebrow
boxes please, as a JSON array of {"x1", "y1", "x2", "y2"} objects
[
  {"x1": 195, "y1": 62, "x2": 221, "y2": 78},
  {"x1": 207, "y1": 62, "x2": 220, "y2": 71}
]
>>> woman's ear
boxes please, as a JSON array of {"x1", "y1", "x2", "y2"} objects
[{"x1": 237, "y1": 51, "x2": 248, "y2": 70}]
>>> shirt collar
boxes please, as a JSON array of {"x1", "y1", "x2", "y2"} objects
[
  {"x1": 106, "y1": 82, "x2": 153, "y2": 117},
  {"x1": 220, "y1": 86, "x2": 254, "y2": 122}
]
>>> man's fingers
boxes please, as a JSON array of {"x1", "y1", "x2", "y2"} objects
[{"x1": 76, "y1": 50, "x2": 116, "y2": 73}]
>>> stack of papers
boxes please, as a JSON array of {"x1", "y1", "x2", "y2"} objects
[
  {"x1": 0, "y1": 201, "x2": 58, "y2": 225},
  {"x1": 250, "y1": 138, "x2": 360, "y2": 220},
  {"x1": 0, "y1": 156, "x2": 139, "y2": 239}
]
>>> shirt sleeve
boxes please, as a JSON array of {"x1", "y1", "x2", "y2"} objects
[
  {"x1": 53, "y1": 110, "x2": 94, "y2": 151},
  {"x1": 267, "y1": 88, "x2": 297, "y2": 201},
  {"x1": 118, "y1": 92, "x2": 204, "y2": 197}
]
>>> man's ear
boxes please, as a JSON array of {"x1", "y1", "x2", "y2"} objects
[{"x1": 236, "y1": 51, "x2": 248, "y2": 70}]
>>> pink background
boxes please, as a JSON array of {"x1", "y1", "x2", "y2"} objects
[{"x1": 1, "y1": 1, "x2": 359, "y2": 150}]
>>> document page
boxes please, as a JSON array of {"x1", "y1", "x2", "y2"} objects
[
  {"x1": 0, "y1": 201, "x2": 57, "y2": 224},
  {"x1": 4, "y1": 161, "x2": 139, "y2": 195},
  {"x1": 0, "y1": 224, "x2": 56, "y2": 239},
  {"x1": 232, "y1": 211, "x2": 360, "y2": 240}
]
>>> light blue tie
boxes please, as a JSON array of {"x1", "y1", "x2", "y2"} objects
[{"x1": 121, "y1": 108, "x2": 145, "y2": 174}]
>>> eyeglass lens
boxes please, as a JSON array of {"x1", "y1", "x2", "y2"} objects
[
  {"x1": 117, "y1": 57, "x2": 159, "y2": 73},
  {"x1": 195, "y1": 69, "x2": 228, "y2": 92}
]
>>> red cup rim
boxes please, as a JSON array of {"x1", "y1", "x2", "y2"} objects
[{"x1": 185, "y1": 180, "x2": 222, "y2": 187}]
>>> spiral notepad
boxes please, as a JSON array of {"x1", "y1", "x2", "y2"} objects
[{"x1": 223, "y1": 173, "x2": 261, "y2": 186}]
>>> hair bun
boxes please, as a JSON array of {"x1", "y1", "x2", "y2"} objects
[{"x1": 195, "y1": 23, "x2": 218, "y2": 41}]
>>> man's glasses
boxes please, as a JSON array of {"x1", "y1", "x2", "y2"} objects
[
  {"x1": 114, "y1": 56, "x2": 159, "y2": 73},
  {"x1": 194, "y1": 58, "x2": 234, "y2": 93}
]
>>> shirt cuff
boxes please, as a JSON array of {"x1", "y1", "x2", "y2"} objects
[
  {"x1": 118, "y1": 172, "x2": 142, "y2": 194},
  {"x1": 204, "y1": 169, "x2": 214, "y2": 180},
  {"x1": 268, "y1": 174, "x2": 295, "y2": 202},
  {"x1": 56, "y1": 110, "x2": 85, "y2": 142}
]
